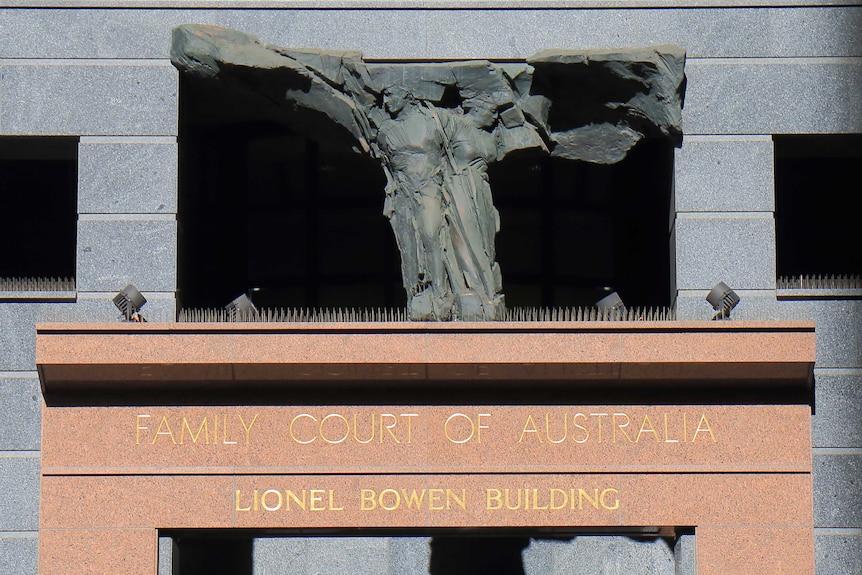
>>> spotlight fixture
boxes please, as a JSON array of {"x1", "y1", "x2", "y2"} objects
[
  {"x1": 225, "y1": 293, "x2": 258, "y2": 321},
  {"x1": 706, "y1": 281, "x2": 740, "y2": 320},
  {"x1": 596, "y1": 291, "x2": 626, "y2": 318},
  {"x1": 113, "y1": 284, "x2": 147, "y2": 322}
]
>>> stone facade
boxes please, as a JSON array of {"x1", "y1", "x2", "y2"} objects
[{"x1": 1, "y1": 2, "x2": 860, "y2": 574}]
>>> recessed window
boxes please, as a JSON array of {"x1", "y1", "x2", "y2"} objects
[
  {"x1": 0, "y1": 137, "x2": 77, "y2": 288},
  {"x1": 490, "y1": 139, "x2": 674, "y2": 308},
  {"x1": 178, "y1": 76, "x2": 401, "y2": 311},
  {"x1": 775, "y1": 135, "x2": 862, "y2": 282}
]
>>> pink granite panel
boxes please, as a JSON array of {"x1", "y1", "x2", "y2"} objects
[
  {"x1": 39, "y1": 528, "x2": 155, "y2": 575},
  {"x1": 40, "y1": 475, "x2": 234, "y2": 529},
  {"x1": 41, "y1": 405, "x2": 811, "y2": 475},
  {"x1": 619, "y1": 474, "x2": 812, "y2": 526}
]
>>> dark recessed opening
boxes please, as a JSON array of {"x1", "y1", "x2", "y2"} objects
[
  {"x1": 178, "y1": 75, "x2": 402, "y2": 311},
  {"x1": 0, "y1": 137, "x2": 77, "y2": 281},
  {"x1": 179, "y1": 73, "x2": 674, "y2": 312},
  {"x1": 173, "y1": 536, "x2": 253, "y2": 575},
  {"x1": 490, "y1": 139, "x2": 674, "y2": 308},
  {"x1": 775, "y1": 134, "x2": 862, "y2": 278}
]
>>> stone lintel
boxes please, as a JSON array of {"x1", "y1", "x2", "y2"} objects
[{"x1": 36, "y1": 321, "x2": 815, "y2": 393}]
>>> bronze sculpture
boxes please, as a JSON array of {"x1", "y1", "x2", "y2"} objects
[{"x1": 172, "y1": 25, "x2": 685, "y2": 320}]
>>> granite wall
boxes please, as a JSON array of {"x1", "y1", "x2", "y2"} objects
[{"x1": 1, "y1": 2, "x2": 860, "y2": 573}]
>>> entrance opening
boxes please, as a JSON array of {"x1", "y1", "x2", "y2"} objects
[{"x1": 167, "y1": 531, "x2": 687, "y2": 575}]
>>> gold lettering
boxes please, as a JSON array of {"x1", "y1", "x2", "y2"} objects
[
  {"x1": 476, "y1": 413, "x2": 490, "y2": 443},
  {"x1": 590, "y1": 413, "x2": 608, "y2": 443},
  {"x1": 289, "y1": 414, "x2": 317, "y2": 444},
  {"x1": 285, "y1": 490, "x2": 306, "y2": 511},
  {"x1": 151, "y1": 416, "x2": 177, "y2": 444},
  {"x1": 401, "y1": 489, "x2": 426, "y2": 509},
  {"x1": 578, "y1": 488, "x2": 599, "y2": 510},
  {"x1": 505, "y1": 488, "x2": 522, "y2": 510},
  {"x1": 531, "y1": 489, "x2": 548, "y2": 510},
  {"x1": 428, "y1": 489, "x2": 445, "y2": 510},
  {"x1": 518, "y1": 415, "x2": 542, "y2": 443},
  {"x1": 572, "y1": 413, "x2": 589, "y2": 443},
  {"x1": 601, "y1": 488, "x2": 620, "y2": 510},
  {"x1": 222, "y1": 413, "x2": 237, "y2": 444},
  {"x1": 329, "y1": 489, "x2": 344, "y2": 511},
  {"x1": 235, "y1": 489, "x2": 252, "y2": 512},
  {"x1": 402, "y1": 413, "x2": 418, "y2": 443},
  {"x1": 550, "y1": 488, "x2": 567, "y2": 510},
  {"x1": 612, "y1": 413, "x2": 633, "y2": 443},
  {"x1": 136, "y1": 414, "x2": 151, "y2": 444},
  {"x1": 320, "y1": 413, "x2": 350, "y2": 444},
  {"x1": 692, "y1": 413, "x2": 716, "y2": 443},
  {"x1": 378, "y1": 489, "x2": 400, "y2": 510},
  {"x1": 238, "y1": 413, "x2": 258, "y2": 445},
  {"x1": 447, "y1": 489, "x2": 466, "y2": 510},
  {"x1": 486, "y1": 488, "x2": 502, "y2": 510},
  {"x1": 180, "y1": 417, "x2": 209, "y2": 445},
  {"x1": 360, "y1": 489, "x2": 376, "y2": 510},
  {"x1": 353, "y1": 413, "x2": 375, "y2": 444},
  {"x1": 261, "y1": 489, "x2": 282, "y2": 511},
  {"x1": 636, "y1": 414, "x2": 660, "y2": 443},
  {"x1": 380, "y1": 414, "x2": 400, "y2": 444},
  {"x1": 663, "y1": 413, "x2": 679, "y2": 443},
  {"x1": 545, "y1": 413, "x2": 567, "y2": 444},
  {"x1": 309, "y1": 489, "x2": 326, "y2": 511},
  {"x1": 444, "y1": 413, "x2": 473, "y2": 443}
]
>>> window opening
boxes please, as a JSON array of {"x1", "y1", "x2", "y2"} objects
[
  {"x1": 0, "y1": 137, "x2": 77, "y2": 292},
  {"x1": 774, "y1": 134, "x2": 862, "y2": 290}
]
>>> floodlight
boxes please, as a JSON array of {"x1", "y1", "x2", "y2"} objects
[
  {"x1": 706, "y1": 281, "x2": 740, "y2": 320},
  {"x1": 113, "y1": 284, "x2": 147, "y2": 322},
  {"x1": 596, "y1": 291, "x2": 626, "y2": 318},
  {"x1": 225, "y1": 293, "x2": 258, "y2": 321}
]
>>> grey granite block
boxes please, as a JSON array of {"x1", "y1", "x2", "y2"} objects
[
  {"x1": 386, "y1": 537, "x2": 431, "y2": 575},
  {"x1": 813, "y1": 370, "x2": 862, "y2": 448},
  {"x1": 0, "y1": 375, "x2": 41, "y2": 451},
  {"x1": 815, "y1": 532, "x2": 862, "y2": 575},
  {"x1": 0, "y1": 305, "x2": 40, "y2": 371},
  {"x1": 253, "y1": 537, "x2": 409, "y2": 575},
  {"x1": 809, "y1": 300, "x2": 862, "y2": 369},
  {"x1": 78, "y1": 138, "x2": 177, "y2": 214},
  {"x1": 684, "y1": 59, "x2": 862, "y2": 135},
  {"x1": 675, "y1": 136, "x2": 774, "y2": 212},
  {"x1": 0, "y1": 61, "x2": 177, "y2": 136},
  {"x1": 524, "y1": 536, "x2": 674, "y2": 575},
  {"x1": 814, "y1": 453, "x2": 862, "y2": 528},
  {"x1": 76, "y1": 217, "x2": 177, "y2": 292},
  {"x1": 674, "y1": 534, "x2": 695, "y2": 575},
  {"x1": 673, "y1": 212, "x2": 775, "y2": 291},
  {"x1": 1, "y1": 8, "x2": 861, "y2": 60},
  {"x1": 0, "y1": 303, "x2": 73, "y2": 371},
  {"x1": 0, "y1": 456, "x2": 40, "y2": 531},
  {"x1": 0, "y1": 534, "x2": 38, "y2": 575},
  {"x1": 422, "y1": 7, "x2": 862, "y2": 60},
  {"x1": 158, "y1": 536, "x2": 174, "y2": 575}
]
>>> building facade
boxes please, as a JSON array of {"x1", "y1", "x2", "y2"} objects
[{"x1": 1, "y1": 1, "x2": 861, "y2": 574}]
